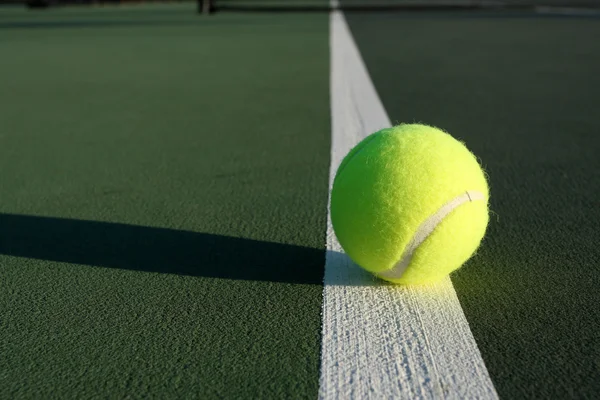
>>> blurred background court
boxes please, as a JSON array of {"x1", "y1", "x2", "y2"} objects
[{"x1": 2, "y1": 0, "x2": 600, "y2": 12}]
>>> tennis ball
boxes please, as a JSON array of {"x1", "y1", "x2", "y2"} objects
[{"x1": 330, "y1": 124, "x2": 489, "y2": 285}]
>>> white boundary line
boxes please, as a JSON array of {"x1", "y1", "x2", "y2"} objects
[{"x1": 319, "y1": 11, "x2": 499, "y2": 400}]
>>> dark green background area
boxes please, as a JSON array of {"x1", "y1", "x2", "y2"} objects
[
  {"x1": 0, "y1": 6, "x2": 330, "y2": 399},
  {"x1": 345, "y1": 11, "x2": 600, "y2": 399}
]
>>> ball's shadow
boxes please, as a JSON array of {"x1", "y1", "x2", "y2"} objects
[
  {"x1": 0, "y1": 213, "x2": 330, "y2": 285},
  {"x1": 324, "y1": 249, "x2": 384, "y2": 287}
]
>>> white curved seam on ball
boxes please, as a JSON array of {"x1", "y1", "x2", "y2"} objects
[{"x1": 377, "y1": 190, "x2": 485, "y2": 281}]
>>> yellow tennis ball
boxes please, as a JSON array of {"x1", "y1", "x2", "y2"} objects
[{"x1": 331, "y1": 124, "x2": 489, "y2": 285}]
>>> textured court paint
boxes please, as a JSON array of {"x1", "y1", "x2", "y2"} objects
[
  {"x1": 0, "y1": 6, "x2": 329, "y2": 399},
  {"x1": 319, "y1": 11, "x2": 498, "y2": 399},
  {"x1": 380, "y1": 190, "x2": 485, "y2": 280}
]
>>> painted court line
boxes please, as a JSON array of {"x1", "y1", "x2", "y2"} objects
[{"x1": 319, "y1": 11, "x2": 499, "y2": 400}]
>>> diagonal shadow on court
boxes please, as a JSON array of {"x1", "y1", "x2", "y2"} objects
[{"x1": 0, "y1": 212, "x2": 325, "y2": 285}]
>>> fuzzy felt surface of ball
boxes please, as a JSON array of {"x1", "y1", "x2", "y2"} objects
[{"x1": 330, "y1": 124, "x2": 490, "y2": 285}]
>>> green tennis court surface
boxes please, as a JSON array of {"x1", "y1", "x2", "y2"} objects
[{"x1": 1, "y1": 3, "x2": 599, "y2": 399}]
